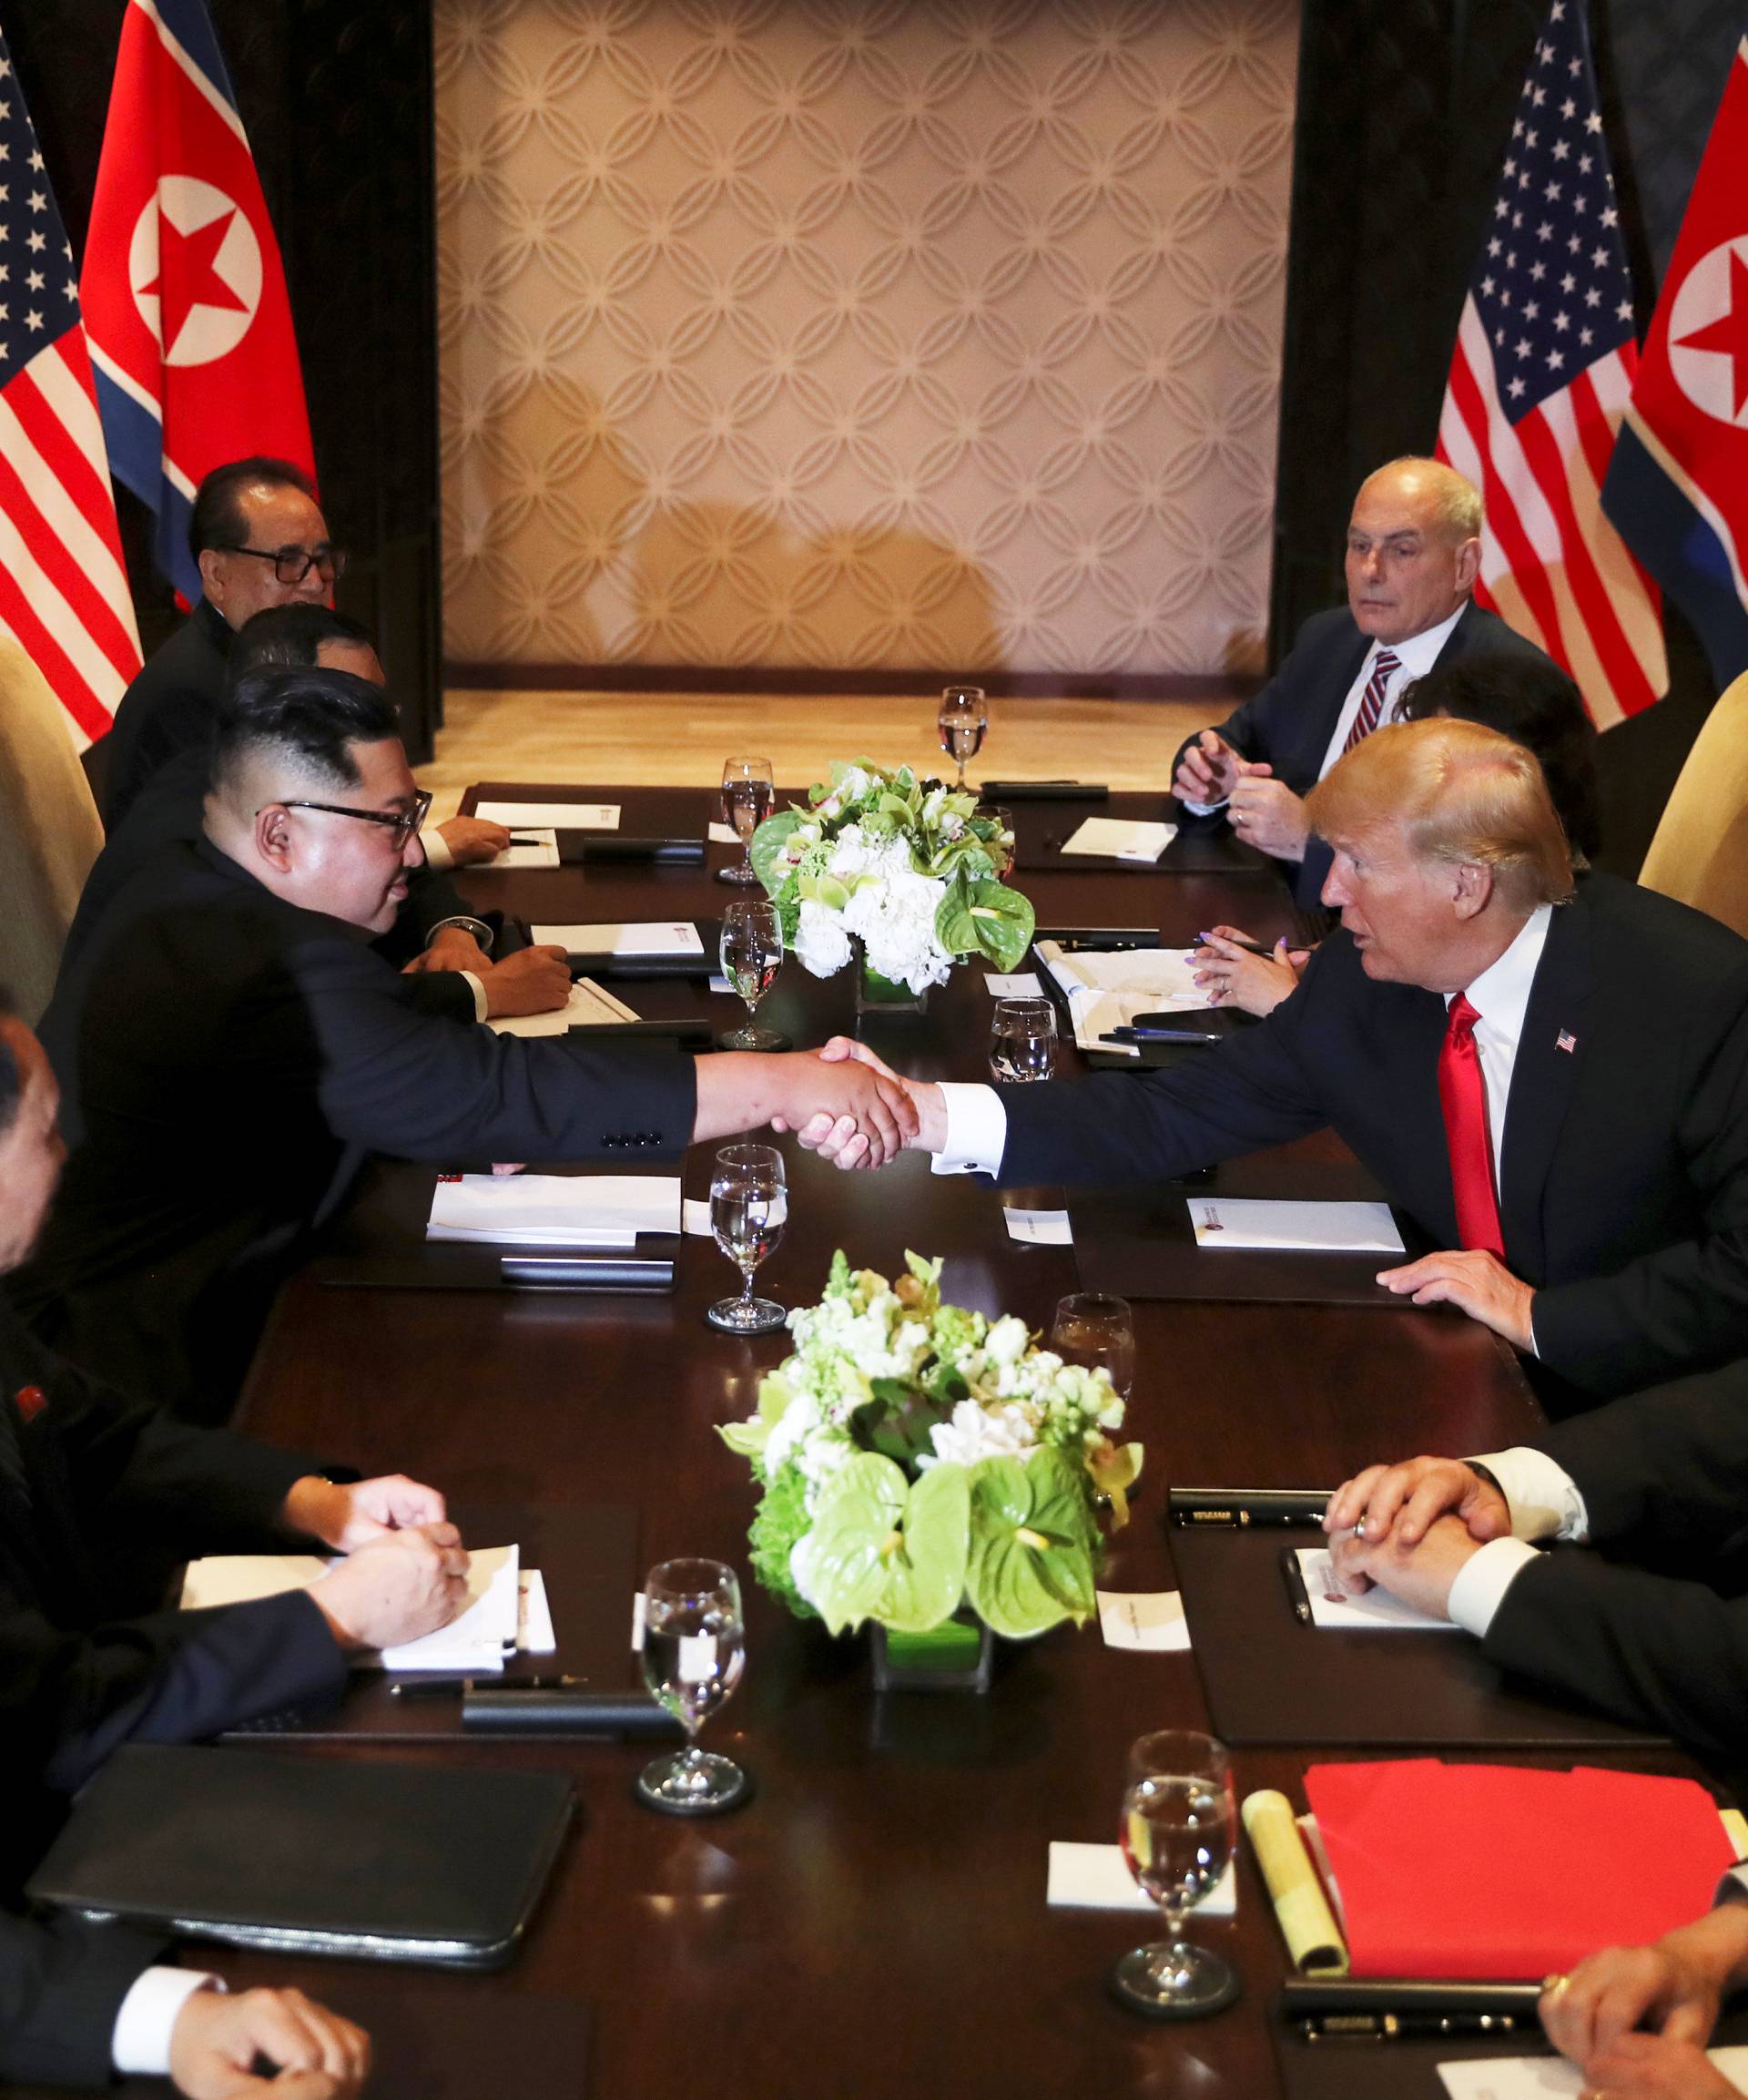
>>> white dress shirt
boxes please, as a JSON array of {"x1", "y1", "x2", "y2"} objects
[
  {"x1": 1445, "y1": 1444, "x2": 1590, "y2": 1637},
  {"x1": 112, "y1": 1967, "x2": 221, "y2": 2074},
  {"x1": 1182, "y1": 603, "x2": 1469, "y2": 815}
]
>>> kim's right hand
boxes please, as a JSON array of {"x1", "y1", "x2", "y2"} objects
[
  {"x1": 477, "y1": 944, "x2": 572, "y2": 1017},
  {"x1": 310, "y1": 1524, "x2": 471, "y2": 1652}
]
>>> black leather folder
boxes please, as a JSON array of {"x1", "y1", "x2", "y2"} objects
[
  {"x1": 980, "y1": 779, "x2": 1111, "y2": 800},
  {"x1": 28, "y1": 1745, "x2": 574, "y2": 1970},
  {"x1": 1171, "y1": 1524, "x2": 1669, "y2": 1752}
]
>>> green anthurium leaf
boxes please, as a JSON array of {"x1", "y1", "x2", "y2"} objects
[
  {"x1": 750, "y1": 810, "x2": 803, "y2": 894},
  {"x1": 716, "y1": 1419, "x2": 769, "y2": 1458},
  {"x1": 790, "y1": 1453, "x2": 971, "y2": 1636},
  {"x1": 934, "y1": 873, "x2": 1035, "y2": 972},
  {"x1": 965, "y1": 1448, "x2": 1101, "y2": 1639}
]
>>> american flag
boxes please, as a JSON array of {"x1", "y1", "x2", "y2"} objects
[
  {"x1": 0, "y1": 28, "x2": 139, "y2": 749},
  {"x1": 1436, "y1": 0, "x2": 1666, "y2": 729}
]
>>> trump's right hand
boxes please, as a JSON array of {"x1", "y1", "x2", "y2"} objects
[
  {"x1": 169, "y1": 1985, "x2": 370, "y2": 2098},
  {"x1": 310, "y1": 1524, "x2": 471, "y2": 1652},
  {"x1": 1174, "y1": 730, "x2": 1240, "y2": 806}
]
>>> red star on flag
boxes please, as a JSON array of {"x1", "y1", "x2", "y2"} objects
[
  {"x1": 141, "y1": 203, "x2": 248, "y2": 353},
  {"x1": 1675, "y1": 244, "x2": 1748, "y2": 417}
]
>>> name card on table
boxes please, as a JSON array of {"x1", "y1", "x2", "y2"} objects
[
  {"x1": 1096, "y1": 1590, "x2": 1191, "y2": 1652},
  {"x1": 474, "y1": 800, "x2": 620, "y2": 831},
  {"x1": 1047, "y1": 1841, "x2": 1235, "y2": 1913}
]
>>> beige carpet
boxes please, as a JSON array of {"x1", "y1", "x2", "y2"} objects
[{"x1": 424, "y1": 686, "x2": 1214, "y2": 821}]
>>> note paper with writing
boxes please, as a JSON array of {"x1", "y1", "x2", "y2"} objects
[
  {"x1": 493, "y1": 831, "x2": 559, "y2": 869},
  {"x1": 487, "y1": 980, "x2": 640, "y2": 1037},
  {"x1": 1296, "y1": 1548, "x2": 1462, "y2": 1632},
  {"x1": 1438, "y1": 2048, "x2": 1748, "y2": 2098},
  {"x1": 1189, "y1": 1199, "x2": 1405, "y2": 1254}
]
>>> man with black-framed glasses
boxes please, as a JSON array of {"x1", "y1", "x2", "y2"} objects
[
  {"x1": 94, "y1": 457, "x2": 351, "y2": 831},
  {"x1": 14, "y1": 668, "x2": 917, "y2": 1423}
]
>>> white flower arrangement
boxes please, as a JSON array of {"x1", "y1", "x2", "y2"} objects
[
  {"x1": 750, "y1": 762, "x2": 1033, "y2": 994},
  {"x1": 719, "y1": 1253, "x2": 1143, "y2": 1639}
]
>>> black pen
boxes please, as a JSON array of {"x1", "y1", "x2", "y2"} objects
[
  {"x1": 507, "y1": 831, "x2": 550, "y2": 845},
  {"x1": 1193, "y1": 930, "x2": 1272, "y2": 956},
  {"x1": 1099, "y1": 1026, "x2": 1222, "y2": 1046},
  {"x1": 388, "y1": 1673, "x2": 585, "y2": 1699},
  {"x1": 1280, "y1": 1548, "x2": 1313, "y2": 1624},
  {"x1": 1301, "y1": 2012, "x2": 1528, "y2": 2042},
  {"x1": 1169, "y1": 1488, "x2": 1333, "y2": 1526}
]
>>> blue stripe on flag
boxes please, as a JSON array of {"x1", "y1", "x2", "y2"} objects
[
  {"x1": 93, "y1": 365, "x2": 203, "y2": 606},
  {"x1": 1602, "y1": 425, "x2": 1748, "y2": 689},
  {"x1": 148, "y1": 0, "x2": 241, "y2": 114}
]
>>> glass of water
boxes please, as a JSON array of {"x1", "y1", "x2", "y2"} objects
[
  {"x1": 989, "y1": 996, "x2": 1056, "y2": 1082},
  {"x1": 1111, "y1": 1729, "x2": 1239, "y2": 2018},
  {"x1": 719, "y1": 757, "x2": 775, "y2": 885},
  {"x1": 1051, "y1": 1290, "x2": 1135, "y2": 1396},
  {"x1": 706, "y1": 1142, "x2": 788, "y2": 1334},
  {"x1": 635, "y1": 1557, "x2": 749, "y2": 1816},
  {"x1": 938, "y1": 685, "x2": 988, "y2": 789},
  {"x1": 718, "y1": 900, "x2": 788, "y2": 1051}
]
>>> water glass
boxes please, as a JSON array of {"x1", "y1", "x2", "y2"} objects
[
  {"x1": 1111, "y1": 1729, "x2": 1240, "y2": 2018},
  {"x1": 706, "y1": 1142, "x2": 788, "y2": 1334},
  {"x1": 718, "y1": 757, "x2": 775, "y2": 884},
  {"x1": 635, "y1": 1557, "x2": 749, "y2": 1816},
  {"x1": 1051, "y1": 1290, "x2": 1135, "y2": 1396},
  {"x1": 989, "y1": 996, "x2": 1056, "y2": 1083},
  {"x1": 938, "y1": 685, "x2": 988, "y2": 789},
  {"x1": 717, "y1": 900, "x2": 788, "y2": 1051}
]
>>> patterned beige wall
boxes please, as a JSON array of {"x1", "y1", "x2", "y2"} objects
[{"x1": 435, "y1": 0, "x2": 1297, "y2": 676}]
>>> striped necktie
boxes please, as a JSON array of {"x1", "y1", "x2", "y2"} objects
[{"x1": 1342, "y1": 647, "x2": 1402, "y2": 753}]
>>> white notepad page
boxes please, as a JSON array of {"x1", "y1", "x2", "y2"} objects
[
  {"x1": 474, "y1": 800, "x2": 620, "y2": 830},
  {"x1": 532, "y1": 923, "x2": 705, "y2": 957},
  {"x1": 426, "y1": 1173, "x2": 682, "y2": 1248},
  {"x1": 1187, "y1": 1198, "x2": 1405, "y2": 1253}
]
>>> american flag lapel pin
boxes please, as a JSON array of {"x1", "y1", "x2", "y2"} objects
[{"x1": 1556, "y1": 1030, "x2": 1577, "y2": 1055}]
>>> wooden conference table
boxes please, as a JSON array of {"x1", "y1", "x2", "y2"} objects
[{"x1": 94, "y1": 785, "x2": 1710, "y2": 2100}]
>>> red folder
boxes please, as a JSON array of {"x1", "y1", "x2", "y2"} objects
[{"x1": 1304, "y1": 1760, "x2": 1737, "y2": 1979}]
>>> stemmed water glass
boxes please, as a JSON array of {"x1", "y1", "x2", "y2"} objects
[
  {"x1": 1111, "y1": 1728, "x2": 1240, "y2": 2018},
  {"x1": 938, "y1": 686, "x2": 988, "y2": 790},
  {"x1": 1051, "y1": 1291, "x2": 1136, "y2": 1397},
  {"x1": 705, "y1": 1142, "x2": 788, "y2": 1334},
  {"x1": 717, "y1": 900, "x2": 788, "y2": 1051},
  {"x1": 635, "y1": 1557, "x2": 749, "y2": 1816},
  {"x1": 988, "y1": 996, "x2": 1057, "y2": 1082},
  {"x1": 718, "y1": 757, "x2": 775, "y2": 885}
]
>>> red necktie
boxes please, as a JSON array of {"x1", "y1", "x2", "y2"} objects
[
  {"x1": 1438, "y1": 993, "x2": 1505, "y2": 1258},
  {"x1": 1343, "y1": 647, "x2": 1401, "y2": 752}
]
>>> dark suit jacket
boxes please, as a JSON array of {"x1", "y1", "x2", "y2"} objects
[
  {"x1": 0, "y1": 1300, "x2": 344, "y2": 1851},
  {"x1": 0, "y1": 1909, "x2": 169, "y2": 2088},
  {"x1": 15, "y1": 838, "x2": 698, "y2": 1420},
  {"x1": 1482, "y1": 1361, "x2": 1748, "y2": 1771},
  {"x1": 95, "y1": 600, "x2": 231, "y2": 833},
  {"x1": 53, "y1": 755, "x2": 479, "y2": 1142},
  {"x1": 999, "y1": 872, "x2": 1748, "y2": 1398},
  {"x1": 1173, "y1": 602, "x2": 1550, "y2": 904}
]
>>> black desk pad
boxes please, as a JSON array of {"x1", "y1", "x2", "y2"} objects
[
  {"x1": 221, "y1": 1501, "x2": 639, "y2": 1742},
  {"x1": 1068, "y1": 1158, "x2": 1426, "y2": 1305},
  {"x1": 1173, "y1": 1524, "x2": 1670, "y2": 1750}
]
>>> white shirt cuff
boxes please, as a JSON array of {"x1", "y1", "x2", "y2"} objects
[
  {"x1": 1469, "y1": 1448, "x2": 1590, "y2": 1542},
  {"x1": 460, "y1": 969, "x2": 488, "y2": 1023},
  {"x1": 1181, "y1": 795, "x2": 1227, "y2": 816},
  {"x1": 423, "y1": 827, "x2": 455, "y2": 871},
  {"x1": 112, "y1": 1967, "x2": 223, "y2": 2075},
  {"x1": 931, "y1": 1082, "x2": 1008, "y2": 1177},
  {"x1": 1447, "y1": 1536, "x2": 1543, "y2": 1638}
]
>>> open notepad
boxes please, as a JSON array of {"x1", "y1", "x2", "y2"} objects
[
  {"x1": 532, "y1": 922, "x2": 705, "y2": 958},
  {"x1": 426, "y1": 1174, "x2": 682, "y2": 1249},
  {"x1": 180, "y1": 1546, "x2": 538, "y2": 1673},
  {"x1": 473, "y1": 800, "x2": 620, "y2": 831},
  {"x1": 1033, "y1": 940, "x2": 1208, "y2": 1055},
  {"x1": 1057, "y1": 816, "x2": 1177, "y2": 861},
  {"x1": 486, "y1": 978, "x2": 638, "y2": 1038}
]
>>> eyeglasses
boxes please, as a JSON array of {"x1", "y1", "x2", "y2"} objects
[
  {"x1": 273, "y1": 787, "x2": 432, "y2": 843},
  {"x1": 222, "y1": 542, "x2": 351, "y2": 585}
]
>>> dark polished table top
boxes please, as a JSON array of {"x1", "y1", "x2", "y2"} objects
[{"x1": 94, "y1": 783, "x2": 1692, "y2": 2100}]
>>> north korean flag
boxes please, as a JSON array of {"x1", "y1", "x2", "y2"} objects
[
  {"x1": 79, "y1": 0, "x2": 315, "y2": 606},
  {"x1": 1602, "y1": 39, "x2": 1748, "y2": 688}
]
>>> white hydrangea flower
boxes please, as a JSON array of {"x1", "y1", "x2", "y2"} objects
[
  {"x1": 793, "y1": 898, "x2": 853, "y2": 977},
  {"x1": 984, "y1": 1315, "x2": 1030, "y2": 1367},
  {"x1": 925, "y1": 1398, "x2": 1040, "y2": 1468}
]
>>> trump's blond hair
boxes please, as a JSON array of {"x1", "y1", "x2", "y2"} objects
[{"x1": 1306, "y1": 717, "x2": 1574, "y2": 910}]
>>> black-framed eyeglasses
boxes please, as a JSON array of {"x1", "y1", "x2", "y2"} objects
[
  {"x1": 273, "y1": 788, "x2": 432, "y2": 843},
  {"x1": 223, "y1": 541, "x2": 351, "y2": 586}
]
